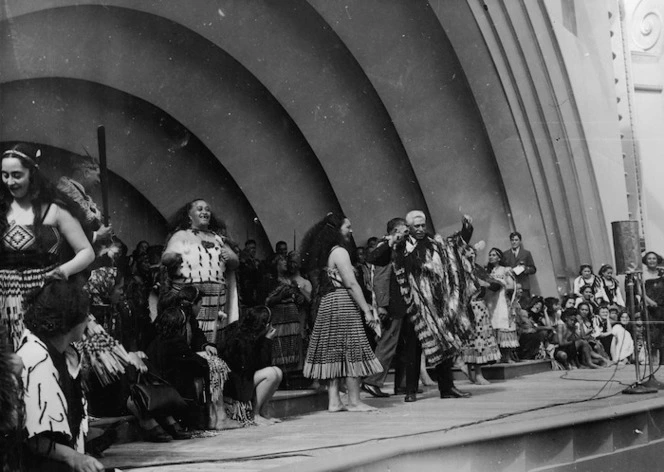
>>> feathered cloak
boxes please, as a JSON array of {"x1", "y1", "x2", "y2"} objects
[{"x1": 393, "y1": 226, "x2": 475, "y2": 366}]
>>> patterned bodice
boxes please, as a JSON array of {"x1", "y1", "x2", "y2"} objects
[
  {"x1": 172, "y1": 229, "x2": 227, "y2": 284},
  {"x1": 0, "y1": 224, "x2": 63, "y2": 268}
]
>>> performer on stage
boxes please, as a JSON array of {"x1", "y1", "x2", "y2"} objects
[{"x1": 392, "y1": 211, "x2": 475, "y2": 399}]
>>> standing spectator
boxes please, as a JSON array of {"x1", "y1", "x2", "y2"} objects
[
  {"x1": 238, "y1": 239, "x2": 263, "y2": 307},
  {"x1": 362, "y1": 217, "x2": 423, "y2": 401},
  {"x1": 0, "y1": 144, "x2": 95, "y2": 351},
  {"x1": 300, "y1": 213, "x2": 382, "y2": 412},
  {"x1": 502, "y1": 231, "x2": 537, "y2": 304},
  {"x1": 275, "y1": 241, "x2": 288, "y2": 258},
  {"x1": 643, "y1": 251, "x2": 664, "y2": 365},
  {"x1": 265, "y1": 254, "x2": 307, "y2": 373},
  {"x1": 161, "y1": 199, "x2": 239, "y2": 343},
  {"x1": 391, "y1": 211, "x2": 475, "y2": 399},
  {"x1": 485, "y1": 248, "x2": 519, "y2": 363},
  {"x1": 353, "y1": 246, "x2": 372, "y2": 302},
  {"x1": 366, "y1": 236, "x2": 378, "y2": 253},
  {"x1": 462, "y1": 247, "x2": 502, "y2": 384}
]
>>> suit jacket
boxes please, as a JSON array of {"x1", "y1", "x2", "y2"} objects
[
  {"x1": 502, "y1": 247, "x2": 536, "y2": 290},
  {"x1": 366, "y1": 240, "x2": 408, "y2": 319}
]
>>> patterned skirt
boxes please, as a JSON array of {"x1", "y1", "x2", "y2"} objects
[
  {"x1": 0, "y1": 265, "x2": 56, "y2": 351},
  {"x1": 271, "y1": 302, "x2": 303, "y2": 372},
  {"x1": 463, "y1": 300, "x2": 502, "y2": 364},
  {"x1": 303, "y1": 288, "x2": 382, "y2": 379},
  {"x1": 496, "y1": 329, "x2": 520, "y2": 348},
  {"x1": 198, "y1": 352, "x2": 230, "y2": 403}
]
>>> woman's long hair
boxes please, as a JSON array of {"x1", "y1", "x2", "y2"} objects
[
  {"x1": 0, "y1": 143, "x2": 89, "y2": 250},
  {"x1": 165, "y1": 198, "x2": 239, "y2": 252},
  {"x1": 299, "y1": 212, "x2": 347, "y2": 274}
]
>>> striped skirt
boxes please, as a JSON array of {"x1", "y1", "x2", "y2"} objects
[
  {"x1": 0, "y1": 265, "x2": 55, "y2": 351},
  {"x1": 303, "y1": 288, "x2": 382, "y2": 379}
]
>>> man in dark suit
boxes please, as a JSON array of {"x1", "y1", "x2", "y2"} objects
[
  {"x1": 361, "y1": 218, "x2": 422, "y2": 402},
  {"x1": 502, "y1": 231, "x2": 537, "y2": 304}
]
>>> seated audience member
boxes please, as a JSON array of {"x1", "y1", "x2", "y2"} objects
[
  {"x1": 573, "y1": 264, "x2": 600, "y2": 298},
  {"x1": 576, "y1": 302, "x2": 610, "y2": 365},
  {"x1": 596, "y1": 264, "x2": 625, "y2": 307},
  {"x1": 148, "y1": 286, "x2": 240, "y2": 430},
  {"x1": 18, "y1": 280, "x2": 105, "y2": 471},
  {"x1": 0, "y1": 323, "x2": 23, "y2": 471},
  {"x1": 218, "y1": 306, "x2": 283, "y2": 426},
  {"x1": 575, "y1": 285, "x2": 599, "y2": 312},
  {"x1": 561, "y1": 294, "x2": 576, "y2": 310},
  {"x1": 593, "y1": 304, "x2": 614, "y2": 359},
  {"x1": 611, "y1": 311, "x2": 634, "y2": 364},
  {"x1": 555, "y1": 308, "x2": 604, "y2": 369},
  {"x1": 516, "y1": 296, "x2": 553, "y2": 360},
  {"x1": 544, "y1": 297, "x2": 562, "y2": 326}
]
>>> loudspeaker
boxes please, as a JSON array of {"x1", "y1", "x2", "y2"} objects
[{"x1": 612, "y1": 220, "x2": 641, "y2": 274}]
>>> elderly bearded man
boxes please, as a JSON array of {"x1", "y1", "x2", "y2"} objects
[{"x1": 392, "y1": 211, "x2": 475, "y2": 398}]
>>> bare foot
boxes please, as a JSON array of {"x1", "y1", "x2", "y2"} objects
[
  {"x1": 474, "y1": 375, "x2": 490, "y2": 385},
  {"x1": 347, "y1": 402, "x2": 378, "y2": 412},
  {"x1": 214, "y1": 418, "x2": 243, "y2": 430},
  {"x1": 254, "y1": 415, "x2": 275, "y2": 426},
  {"x1": 328, "y1": 404, "x2": 347, "y2": 412}
]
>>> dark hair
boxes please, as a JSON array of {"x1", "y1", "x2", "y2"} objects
[
  {"x1": 577, "y1": 302, "x2": 592, "y2": 316},
  {"x1": 168, "y1": 198, "x2": 227, "y2": 235},
  {"x1": 387, "y1": 218, "x2": 406, "y2": 234},
  {"x1": 275, "y1": 241, "x2": 287, "y2": 249},
  {"x1": 642, "y1": 251, "x2": 664, "y2": 265},
  {"x1": 178, "y1": 285, "x2": 204, "y2": 306},
  {"x1": 598, "y1": 303, "x2": 610, "y2": 312},
  {"x1": 580, "y1": 284, "x2": 594, "y2": 295},
  {"x1": 23, "y1": 280, "x2": 90, "y2": 338},
  {"x1": 238, "y1": 305, "x2": 272, "y2": 339},
  {"x1": 561, "y1": 307, "x2": 577, "y2": 322},
  {"x1": 1, "y1": 143, "x2": 89, "y2": 250},
  {"x1": 578, "y1": 264, "x2": 594, "y2": 276},
  {"x1": 486, "y1": 247, "x2": 504, "y2": 270},
  {"x1": 509, "y1": 232, "x2": 522, "y2": 240},
  {"x1": 245, "y1": 239, "x2": 256, "y2": 246},
  {"x1": 367, "y1": 236, "x2": 378, "y2": 245},
  {"x1": 544, "y1": 297, "x2": 560, "y2": 314},
  {"x1": 528, "y1": 296, "x2": 544, "y2": 311},
  {"x1": 598, "y1": 264, "x2": 613, "y2": 277},
  {"x1": 299, "y1": 212, "x2": 348, "y2": 274},
  {"x1": 155, "y1": 306, "x2": 186, "y2": 339}
]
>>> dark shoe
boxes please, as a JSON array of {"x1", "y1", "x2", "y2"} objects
[
  {"x1": 440, "y1": 387, "x2": 472, "y2": 399},
  {"x1": 361, "y1": 383, "x2": 390, "y2": 398},
  {"x1": 162, "y1": 422, "x2": 193, "y2": 440},
  {"x1": 143, "y1": 425, "x2": 172, "y2": 442},
  {"x1": 86, "y1": 428, "x2": 118, "y2": 458},
  {"x1": 394, "y1": 387, "x2": 424, "y2": 395},
  {"x1": 404, "y1": 393, "x2": 417, "y2": 402}
]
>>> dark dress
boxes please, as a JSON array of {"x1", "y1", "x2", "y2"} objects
[{"x1": 0, "y1": 210, "x2": 65, "y2": 351}]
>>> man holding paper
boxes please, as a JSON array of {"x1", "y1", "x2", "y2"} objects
[{"x1": 502, "y1": 232, "x2": 537, "y2": 304}]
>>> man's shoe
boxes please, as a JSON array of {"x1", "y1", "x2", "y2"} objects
[
  {"x1": 361, "y1": 383, "x2": 390, "y2": 398},
  {"x1": 394, "y1": 387, "x2": 424, "y2": 395},
  {"x1": 440, "y1": 387, "x2": 472, "y2": 399},
  {"x1": 404, "y1": 393, "x2": 417, "y2": 403}
]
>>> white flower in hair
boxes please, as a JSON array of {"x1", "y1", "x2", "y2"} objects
[{"x1": 473, "y1": 240, "x2": 486, "y2": 252}]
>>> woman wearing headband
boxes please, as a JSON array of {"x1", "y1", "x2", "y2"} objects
[{"x1": 0, "y1": 143, "x2": 94, "y2": 351}]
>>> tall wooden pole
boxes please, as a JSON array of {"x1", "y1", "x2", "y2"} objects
[{"x1": 97, "y1": 126, "x2": 110, "y2": 226}]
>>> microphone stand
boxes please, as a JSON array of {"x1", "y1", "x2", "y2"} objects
[
  {"x1": 639, "y1": 272, "x2": 664, "y2": 389},
  {"x1": 623, "y1": 272, "x2": 657, "y2": 394}
]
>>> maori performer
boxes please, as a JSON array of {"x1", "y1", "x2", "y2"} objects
[{"x1": 392, "y1": 211, "x2": 475, "y2": 399}]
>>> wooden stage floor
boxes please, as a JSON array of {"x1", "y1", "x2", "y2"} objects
[{"x1": 101, "y1": 363, "x2": 664, "y2": 471}]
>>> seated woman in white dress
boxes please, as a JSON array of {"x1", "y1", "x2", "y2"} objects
[{"x1": 611, "y1": 312, "x2": 634, "y2": 364}]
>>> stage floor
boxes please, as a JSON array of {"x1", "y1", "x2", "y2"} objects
[{"x1": 102, "y1": 363, "x2": 664, "y2": 471}]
